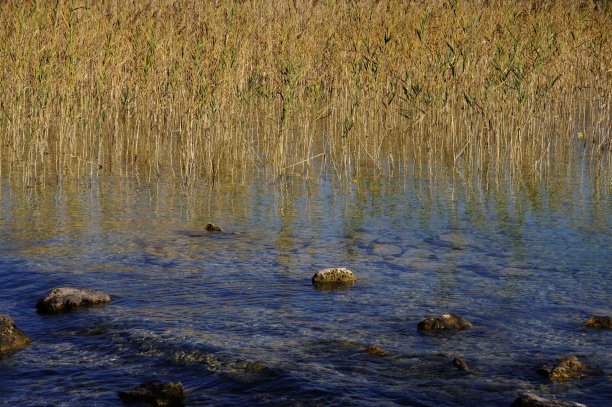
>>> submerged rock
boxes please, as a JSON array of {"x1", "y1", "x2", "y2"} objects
[
  {"x1": 118, "y1": 380, "x2": 185, "y2": 406},
  {"x1": 230, "y1": 360, "x2": 272, "y2": 375},
  {"x1": 205, "y1": 223, "x2": 223, "y2": 232},
  {"x1": 372, "y1": 244, "x2": 403, "y2": 257},
  {"x1": 582, "y1": 315, "x2": 611, "y2": 329},
  {"x1": 36, "y1": 287, "x2": 111, "y2": 313},
  {"x1": 226, "y1": 360, "x2": 275, "y2": 382},
  {"x1": 538, "y1": 355, "x2": 595, "y2": 381},
  {"x1": 0, "y1": 314, "x2": 32, "y2": 354},
  {"x1": 511, "y1": 393, "x2": 587, "y2": 407},
  {"x1": 364, "y1": 345, "x2": 389, "y2": 357},
  {"x1": 439, "y1": 233, "x2": 468, "y2": 250},
  {"x1": 312, "y1": 267, "x2": 357, "y2": 288},
  {"x1": 453, "y1": 357, "x2": 470, "y2": 371},
  {"x1": 417, "y1": 314, "x2": 472, "y2": 331}
]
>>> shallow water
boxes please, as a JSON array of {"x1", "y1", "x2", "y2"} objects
[{"x1": 0, "y1": 169, "x2": 610, "y2": 406}]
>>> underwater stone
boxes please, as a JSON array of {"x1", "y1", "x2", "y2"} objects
[
  {"x1": 36, "y1": 287, "x2": 111, "y2": 313},
  {"x1": 453, "y1": 357, "x2": 470, "y2": 371},
  {"x1": 118, "y1": 380, "x2": 185, "y2": 406},
  {"x1": 312, "y1": 267, "x2": 356, "y2": 287},
  {"x1": 372, "y1": 244, "x2": 402, "y2": 257},
  {"x1": 0, "y1": 314, "x2": 32, "y2": 354},
  {"x1": 582, "y1": 315, "x2": 611, "y2": 329},
  {"x1": 417, "y1": 314, "x2": 472, "y2": 331},
  {"x1": 205, "y1": 223, "x2": 223, "y2": 232},
  {"x1": 227, "y1": 360, "x2": 275, "y2": 380},
  {"x1": 511, "y1": 393, "x2": 587, "y2": 407},
  {"x1": 364, "y1": 345, "x2": 389, "y2": 357}
]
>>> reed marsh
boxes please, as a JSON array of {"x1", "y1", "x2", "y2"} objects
[
  {"x1": 0, "y1": 0, "x2": 609, "y2": 187},
  {"x1": 1, "y1": 5, "x2": 611, "y2": 405}
]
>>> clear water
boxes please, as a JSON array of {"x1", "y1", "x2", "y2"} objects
[{"x1": 0, "y1": 169, "x2": 610, "y2": 406}]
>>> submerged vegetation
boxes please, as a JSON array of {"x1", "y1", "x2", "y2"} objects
[{"x1": 0, "y1": 0, "x2": 609, "y2": 186}]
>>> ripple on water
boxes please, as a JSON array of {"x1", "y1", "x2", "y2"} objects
[{"x1": 1, "y1": 174, "x2": 610, "y2": 406}]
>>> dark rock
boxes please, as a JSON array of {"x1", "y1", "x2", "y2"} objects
[
  {"x1": 0, "y1": 314, "x2": 32, "y2": 354},
  {"x1": 36, "y1": 287, "x2": 111, "y2": 313},
  {"x1": 312, "y1": 267, "x2": 356, "y2": 287},
  {"x1": 537, "y1": 366, "x2": 551, "y2": 377},
  {"x1": 205, "y1": 223, "x2": 223, "y2": 232},
  {"x1": 227, "y1": 360, "x2": 274, "y2": 378},
  {"x1": 417, "y1": 314, "x2": 472, "y2": 331},
  {"x1": 582, "y1": 315, "x2": 611, "y2": 329},
  {"x1": 118, "y1": 380, "x2": 185, "y2": 406},
  {"x1": 538, "y1": 355, "x2": 595, "y2": 381},
  {"x1": 364, "y1": 345, "x2": 389, "y2": 357},
  {"x1": 511, "y1": 393, "x2": 587, "y2": 407},
  {"x1": 453, "y1": 357, "x2": 470, "y2": 371}
]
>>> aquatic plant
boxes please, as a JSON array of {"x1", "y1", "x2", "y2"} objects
[{"x1": 0, "y1": 0, "x2": 609, "y2": 186}]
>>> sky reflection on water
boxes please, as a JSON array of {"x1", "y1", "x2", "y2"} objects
[{"x1": 0, "y1": 167, "x2": 610, "y2": 406}]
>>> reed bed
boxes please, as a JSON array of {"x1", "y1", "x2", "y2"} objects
[{"x1": 0, "y1": 0, "x2": 610, "y2": 186}]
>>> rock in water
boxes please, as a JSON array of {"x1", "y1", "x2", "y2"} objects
[
  {"x1": 364, "y1": 345, "x2": 389, "y2": 357},
  {"x1": 453, "y1": 357, "x2": 470, "y2": 371},
  {"x1": 417, "y1": 314, "x2": 472, "y2": 331},
  {"x1": 312, "y1": 267, "x2": 356, "y2": 287},
  {"x1": 205, "y1": 223, "x2": 223, "y2": 232},
  {"x1": 36, "y1": 287, "x2": 111, "y2": 313},
  {"x1": 538, "y1": 355, "x2": 594, "y2": 381},
  {"x1": 118, "y1": 380, "x2": 185, "y2": 406},
  {"x1": 511, "y1": 393, "x2": 588, "y2": 407},
  {"x1": 582, "y1": 315, "x2": 611, "y2": 329},
  {"x1": 0, "y1": 314, "x2": 32, "y2": 354}
]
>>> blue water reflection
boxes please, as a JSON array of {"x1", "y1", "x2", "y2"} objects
[{"x1": 0, "y1": 171, "x2": 610, "y2": 406}]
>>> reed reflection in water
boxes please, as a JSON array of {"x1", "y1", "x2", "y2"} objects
[{"x1": 0, "y1": 165, "x2": 610, "y2": 406}]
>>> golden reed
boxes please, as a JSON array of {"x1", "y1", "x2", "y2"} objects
[{"x1": 0, "y1": 0, "x2": 609, "y2": 186}]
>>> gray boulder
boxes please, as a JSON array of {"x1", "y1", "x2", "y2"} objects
[
  {"x1": 0, "y1": 314, "x2": 31, "y2": 354},
  {"x1": 511, "y1": 393, "x2": 587, "y2": 407},
  {"x1": 582, "y1": 315, "x2": 611, "y2": 329},
  {"x1": 36, "y1": 287, "x2": 111, "y2": 313},
  {"x1": 118, "y1": 380, "x2": 185, "y2": 406},
  {"x1": 312, "y1": 267, "x2": 356, "y2": 287},
  {"x1": 417, "y1": 314, "x2": 472, "y2": 331}
]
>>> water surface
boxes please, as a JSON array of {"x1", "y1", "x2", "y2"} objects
[{"x1": 0, "y1": 168, "x2": 610, "y2": 406}]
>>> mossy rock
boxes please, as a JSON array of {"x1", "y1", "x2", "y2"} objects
[
  {"x1": 417, "y1": 314, "x2": 472, "y2": 331},
  {"x1": 0, "y1": 314, "x2": 32, "y2": 355},
  {"x1": 312, "y1": 267, "x2": 356, "y2": 288},
  {"x1": 538, "y1": 355, "x2": 597, "y2": 381},
  {"x1": 364, "y1": 345, "x2": 389, "y2": 357},
  {"x1": 582, "y1": 315, "x2": 611, "y2": 329}
]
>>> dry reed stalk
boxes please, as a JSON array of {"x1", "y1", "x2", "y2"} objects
[{"x1": 0, "y1": 0, "x2": 608, "y2": 190}]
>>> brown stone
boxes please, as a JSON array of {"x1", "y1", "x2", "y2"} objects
[
  {"x1": 0, "y1": 314, "x2": 32, "y2": 354},
  {"x1": 417, "y1": 314, "x2": 472, "y2": 331},
  {"x1": 364, "y1": 345, "x2": 389, "y2": 357},
  {"x1": 582, "y1": 315, "x2": 611, "y2": 329},
  {"x1": 453, "y1": 357, "x2": 470, "y2": 371},
  {"x1": 118, "y1": 380, "x2": 185, "y2": 406},
  {"x1": 36, "y1": 287, "x2": 111, "y2": 313},
  {"x1": 205, "y1": 223, "x2": 223, "y2": 232}
]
